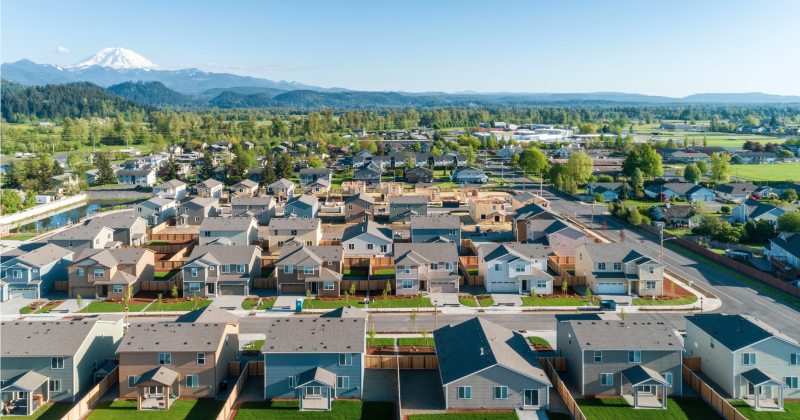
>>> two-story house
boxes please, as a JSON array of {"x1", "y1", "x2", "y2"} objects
[
  {"x1": 134, "y1": 197, "x2": 177, "y2": 226},
  {"x1": 276, "y1": 246, "x2": 344, "y2": 296},
  {"x1": 1, "y1": 244, "x2": 73, "y2": 299},
  {"x1": 477, "y1": 243, "x2": 553, "y2": 294},
  {"x1": 353, "y1": 168, "x2": 381, "y2": 184},
  {"x1": 574, "y1": 244, "x2": 665, "y2": 296},
  {"x1": 394, "y1": 242, "x2": 459, "y2": 294},
  {"x1": 116, "y1": 169, "x2": 157, "y2": 186},
  {"x1": 341, "y1": 221, "x2": 392, "y2": 257},
  {"x1": 48, "y1": 225, "x2": 118, "y2": 252},
  {"x1": 299, "y1": 168, "x2": 333, "y2": 185},
  {"x1": 153, "y1": 179, "x2": 187, "y2": 202},
  {"x1": 117, "y1": 307, "x2": 240, "y2": 409},
  {"x1": 670, "y1": 152, "x2": 711, "y2": 163},
  {"x1": 511, "y1": 191, "x2": 551, "y2": 211},
  {"x1": 405, "y1": 167, "x2": 434, "y2": 184},
  {"x1": 556, "y1": 318, "x2": 682, "y2": 407},
  {"x1": 389, "y1": 196, "x2": 429, "y2": 223},
  {"x1": 644, "y1": 183, "x2": 715, "y2": 202},
  {"x1": 177, "y1": 197, "x2": 220, "y2": 226},
  {"x1": 512, "y1": 203, "x2": 557, "y2": 242},
  {"x1": 189, "y1": 179, "x2": 224, "y2": 199},
  {"x1": 230, "y1": 179, "x2": 260, "y2": 198},
  {"x1": 304, "y1": 179, "x2": 331, "y2": 198},
  {"x1": 452, "y1": 166, "x2": 488, "y2": 184},
  {"x1": 68, "y1": 248, "x2": 155, "y2": 299},
  {"x1": 344, "y1": 193, "x2": 374, "y2": 223},
  {"x1": 1, "y1": 315, "x2": 124, "y2": 412},
  {"x1": 231, "y1": 196, "x2": 275, "y2": 226},
  {"x1": 684, "y1": 314, "x2": 800, "y2": 407},
  {"x1": 181, "y1": 246, "x2": 260, "y2": 297},
  {"x1": 525, "y1": 218, "x2": 587, "y2": 256},
  {"x1": 764, "y1": 232, "x2": 800, "y2": 269},
  {"x1": 284, "y1": 194, "x2": 319, "y2": 219},
  {"x1": 469, "y1": 197, "x2": 512, "y2": 224},
  {"x1": 85, "y1": 213, "x2": 148, "y2": 246},
  {"x1": 435, "y1": 318, "x2": 552, "y2": 411},
  {"x1": 198, "y1": 217, "x2": 259, "y2": 246},
  {"x1": 266, "y1": 178, "x2": 296, "y2": 203},
  {"x1": 732, "y1": 201, "x2": 793, "y2": 225},
  {"x1": 262, "y1": 310, "x2": 367, "y2": 410},
  {"x1": 267, "y1": 218, "x2": 322, "y2": 254},
  {"x1": 410, "y1": 214, "x2": 461, "y2": 251}
]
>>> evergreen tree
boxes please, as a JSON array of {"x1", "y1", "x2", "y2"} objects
[
  {"x1": 96, "y1": 152, "x2": 116, "y2": 186},
  {"x1": 632, "y1": 169, "x2": 645, "y2": 199},
  {"x1": 684, "y1": 163, "x2": 702, "y2": 183},
  {"x1": 36, "y1": 156, "x2": 53, "y2": 191},
  {"x1": 2, "y1": 161, "x2": 22, "y2": 189},
  {"x1": 52, "y1": 162, "x2": 65, "y2": 176},
  {"x1": 619, "y1": 183, "x2": 629, "y2": 200},
  {"x1": 276, "y1": 153, "x2": 294, "y2": 180},
  {"x1": 703, "y1": 134, "x2": 708, "y2": 147},
  {"x1": 164, "y1": 154, "x2": 178, "y2": 182},
  {"x1": 200, "y1": 152, "x2": 216, "y2": 181},
  {"x1": 260, "y1": 157, "x2": 277, "y2": 187}
]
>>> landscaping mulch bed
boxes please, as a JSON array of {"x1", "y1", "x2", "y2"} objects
[
  {"x1": 102, "y1": 297, "x2": 152, "y2": 304},
  {"x1": 132, "y1": 291, "x2": 207, "y2": 304},
  {"x1": 663, "y1": 278, "x2": 694, "y2": 298},
  {"x1": 244, "y1": 297, "x2": 260, "y2": 304},
  {"x1": 367, "y1": 346, "x2": 396, "y2": 355},
  {"x1": 371, "y1": 294, "x2": 422, "y2": 301},
  {"x1": 397, "y1": 346, "x2": 435, "y2": 354},
  {"x1": 531, "y1": 344, "x2": 553, "y2": 351},
  {"x1": 313, "y1": 292, "x2": 369, "y2": 301}
]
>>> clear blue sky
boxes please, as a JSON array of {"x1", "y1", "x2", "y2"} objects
[{"x1": 3, "y1": 0, "x2": 798, "y2": 97}]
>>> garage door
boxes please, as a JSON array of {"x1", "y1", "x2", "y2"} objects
[
  {"x1": 9, "y1": 287, "x2": 36, "y2": 299},
  {"x1": 280, "y1": 284, "x2": 306, "y2": 295},
  {"x1": 597, "y1": 282, "x2": 625, "y2": 294},
  {"x1": 429, "y1": 282, "x2": 456, "y2": 293},
  {"x1": 490, "y1": 281, "x2": 517, "y2": 293},
  {"x1": 71, "y1": 286, "x2": 96, "y2": 298},
  {"x1": 219, "y1": 285, "x2": 245, "y2": 296}
]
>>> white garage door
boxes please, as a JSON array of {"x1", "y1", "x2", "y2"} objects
[
  {"x1": 490, "y1": 281, "x2": 517, "y2": 293},
  {"x1": 597, "y1": 282, "x2": 625, "y2": 294},
  {"x1": 10, "y1": 287, "x2": 36, "y2": 299},
  {"x1": 219, "y1": 285, "x2": 245, "y2": 296},
  {"x1": 429, "y1": 282, "x2": 456, "y2": 293}
]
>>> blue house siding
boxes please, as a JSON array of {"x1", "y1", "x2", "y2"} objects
[
  {"x1": 1, "y1": 356, "x2": 75, "y2": 402},
  {"x1": 1, "y1": 255, "x2": 72, "y2": 298},
  {"x1": 411, "y1": 228, "x2": 461, "y2": 252},
  {"x1": 263, "y1": 353, "x2": 363, "y2": 399},
  {"x1": 284, "y1": 202, "x2": 319, "y2": 219},
  {"x1": 390, "y1": 203, "x2": 428, "y2": 223}
]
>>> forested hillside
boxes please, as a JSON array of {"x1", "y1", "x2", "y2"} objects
[
  {"x1": 107, "y1": 81, "x2": 198, "y2": 107},
  {"x1": 209, "y1": 91, "x2": 278, "y2": 108},
  {"x1": 270, "y1": 90, "x2": 452, "y2": 109},
  {"x1": 1, "y1": 79, "x2": 26, "y2": 94},
  {"x1": 202, "y1": 86, "x2": 287, "y2": 98}
]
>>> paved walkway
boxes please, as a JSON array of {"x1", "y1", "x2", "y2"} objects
[
  {"x1": 211, "y1": 296, "x2": 246, "y2": 310},
  {"x1": 491, "y1": 293, "x2": 524, "y2": 307},
  {"x1": 428, "y1": 293, "x2": 459, "y2": 306}
]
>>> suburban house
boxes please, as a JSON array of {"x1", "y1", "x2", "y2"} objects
[
  {"x1": 586, "y1": 182, "x2": 630, "y2": 202},
  {"x1": 410, "y1": 214, "x2": 462, "y2": 251},
  {"x1": 48, "y1": 225, "x2": 117, "y2": 252},
  {"x1": 230, "y1": 179, "x2": 260, "y2": 197},
  {"x1": 153, "y1": 179, "x2": 187, "y2": 201},
  {"x1": 262, "y1": 311, "x2": 367, "y2": 410},
  {"x1": 394, "y1": 242, "x2": 459, "y2": 294},
  {"x1": 732, "y1": 201, "x2": 791, "y2": 225},
  {"x1": 116, "y1": 169, "x2": 157, "y2": 186},
  {"x1": 52, "y1": 173, "x2": 80, "y2": 191},
  {"x1": 556, "y1": 319, "x2": 682, "y2": 406},
  {"x1": 68, "y1": 248, "x2": 155, "y2": 299},
  {"x1": 275, "y1": 246, "x2": 344, "y2": 296},
  {"x1": 1, "y1": 244, "x2": 73, "y2": 299},
  {"x1": 771, "y1": 181, "x2": 800, "y2": 196},
  {"x1": 644, "y1": 183, "x2": 715, "y2": 202},
  {"x1": 267, "y1": 218, "x2": 322, "y2": 254},
  {"x1": 715, "y1": 182, "x2": 761, "y2": 201},
  {"x1": 731, "y1": 152, "x2": 777, "y2": 164},
  {"x1": 341, "y1": 181, "x2": 367, "y2": 197},
  {"x1": 496, "y1": 146, "x2": 522, "y2": 158},
  {"x1": 85, "y1": 213, "x2": 148, "y2": 246},
  {"x1": 416, "y1": 187, "x2": 442, "y2": 202},
  {"x1": 198, "y1": 217, "x2": 259, "y2": 246},
  {"x1": 117, "y1": 307, "x2": 240, "y2": 409},
  {"x1": 134, "y1": 197, "x2": 178, "y2": 226},
  {"x1": 299, "y1": 168, "x2": 333, "y2": 185},
  {"x1": 177, "y1": 198, "x2": 220, "y2": 226},
  {"x1": 512, "y1": 191, "x2": 551, "y2": 210},
  {"x1": 353, "y1": 168, "x2": 381, "y2": 184},
  {"x1": 344, "y1": 193, "x2": 374, "y2": 223},
  {"x1": 341, "y1": 221, "x2": 392, "y2": 257},
  {"x1": 1, "y1": 315, "x2": 124, "y2": 412},
  {"x1": 452, "y1": 166, "x2": 488, "y2": 184},
  {"x1": 477, "y1": 243, "x2": 553, "y2": 294},
  {"x1": 670, "y1": 152, "x2": 711, "y2": 163},
  {"x1": 389, "y1": 195, "x2": 429, "y2": 223},
  {"x1": 379, "y1": 182, "x2": 405, "y2": 198},
  {"x1": 512, "y1": 203, "x2": 557, "y2": 242},
  {"x1": 764, "y1": 232, "x2": 800, "y2": 269},
  {"x1": 284, "y1": 194, "x2": 319, "y2": 219},
  {"x1": 468, "y1": 197, "x2": 512, "y2": 223},
  {"x1": 653, "y1": 205, "x2": 703, "y2": 228},
  {"x1": 524, "y1": 218, "x2": 587, "y2": 256},
  {"x1": 304, "y1": 179, "x2": 331, "y2": 198},
  {"x1": 231, "y1": 196, "x2": 275, "y2": 226},
  {"x1": 434, "y1": 318, "x2": 552, "y2": 411},
  {"x1": 684, "y1": 314, "x2": 800, "y2": 406},
  {"x1": 181, "y1": 246, "x2": 261, "y2": 297},
  {"x1": 190, "y1": 179, "x2": 224, "y2": 199},
  {"x1": 405, "y1": 167, "x2": 434, "y2": 183},
  {"x1": 574, "y1": 243, "x2": 665, "y2": 296},
  {"x1": 266, "y1": 178, "x2": 296, "y2": 203}
]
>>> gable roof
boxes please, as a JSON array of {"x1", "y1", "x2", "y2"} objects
[
  {"x1": 277, "y1": 246, "x2": 343, "y2": 266},
  {"x1": 644, "y1": 182, "x2": 711, "y2": 196},
  {"x1": 118, "y1": 322, "x2": 231, "y2": 353},
  {"x1": 184, "y1": 197, "x2": 219, "y2": 209},
  {"x1": 116, "y1": 169, "x2": 153, "y2": 177},
  {"x1": 394, "y1": 243, "x2": 458, "y2": 265},
  {"x1": 85, "y1": 212, "x2": 143, "y2": 230},
  {"x1": 142, "y1": 197, "x2": 176, "y2": 208},
  {"x1": 344, "y1": 193, "x2": 374, "y2": 205},
  {"x1": 175, "y1": 306, "x2": 240, "y2": 324},
  {"x1": 286, "y1": 194, "x2": 318, "y2": 207},
  {"x1": 7, "y1": 244, "x2": 73, "y2": 267},
  {"x1": 76, "y1": 248, "x2": 149, "y2": 266},
  {"x1": 321, "y1": 306, "x2": 368, "y2": 319},
  {"x1": 268, "y1": 217, "x2": 320, "y2": 230},
  {"x1": 341, "y1": 221, "x2": 393, "y2": 243},
  {"x1": 299, "y1": 168, "x2": 332, "y2": 175},
  {"x1": 480, "y1": 243, "x2": 548, "y2": 263},
  {"x1": 296, "y1": 367, "x2": 336, "y2": 388},
  {"x1": 684, "y1": 314, "x2": 799, "y2": 351},
  {"x1": 1, "y1": 317, "x2": 117, "y2": 357},
  {"x1": 579, "y1": 243, "x2": 659, "y2": 264},
  {"x1": 231, "y1": 196, "x2": 274, "y2": 207},
  {"x1": 716, "y1": 182, "x2": 759, "y2": 195},
  {"x1": 267, "y1": 178, "x2": 294, "y2": 189},
  {"x1": 233, "y1": 179, "x2": 259, "y2": 189},
  {"x1": 185, "y1": 245, "x2": 260, "y2": 266},
  {"x1": 567, "y1": 319, "x2": 682, "y2": 350},
  {"x1": 514, "y1": 203, "x2": 553, "y2": 221},
  {"x1": 388, "y1": 195, "x2": 429, "y2": 204},
  {"x1": 262, "y1": 317, "x2": 366, "y2": 354},
  {"x1": 154, "y1": 179, "x2": 185, "y2": 189},
  {"x1": 49, "y1": 225, "x2": 112, "y2": 241},
  {"x1": 656, "y1": 205, "x2": 701, "y2": 220},
  {"x1": 410, "y1": 214, "x2": 460, "y2": 230},
  {"x1": 739, "y1": 201, "x2": 790, "y2": 219},
  {"x1": 193, "y1": 178, "x2": 223, "y2": 189},
  {"x1": 199, "y1": 217, "x2": 254, "y2": 231},
  {"x1": 769, "y1": 232, "x2": 800, "y2": 258}
]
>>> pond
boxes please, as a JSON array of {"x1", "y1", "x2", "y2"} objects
[{"x1": 14, "y1": 199, "x2": 134, "y2": 232}]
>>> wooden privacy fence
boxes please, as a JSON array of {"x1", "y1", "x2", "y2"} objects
[
  {"x1": 365, "y1": 355, "x2": 438, "y2": 369},
  {"x1": 139, "y1": 280, "x2": 181, "y2": 291},
  {"x1": 155, "y1": 260, "x2": 186, "y2": 270},
  {"x1": 249, "y1": 361, "x2": 265, "y2": 375},
  {"x1": 549, "y1": 255, "x2": 575, "y2": 265},
  {"x1": 254, "y1": 278, "x2": 277, "y2": 289},
  {"x1": 261, "y1": 256, "x2": 279, "y2": 267},
  {"x1": 148, "y1": 233, "x2": 199, "y2": 241},
  {"x1": 214, "y1": 361, "x2": 252, "y2": 420},
  {"x1": 460, "y1": 256, "x2": 479, "y2": 266},
  {"x1": 458, "y1": 259, "x2": 484, "y2": 286},
  {"x1": 54, "y1": 281, "x2": 69, "y2": 291},
  {"x1": 146, "y1": 241, "x2": 196, "y2": 254},
  {"x1": 319, "y1": 240, "x2": 342, "y2": 246},
  {"x1": 674, "y1": 238, "x2": 800, "y2": 299},
  {"x1": 59, "y1": 366, "x2": 118, "y2": 420},
  {"x1": 548, "y1": 357, "x2": 567, "y2": 371},
  {"x1": 341, "y1": 280, "x2": 392, "y2": 291},
  {"x1": 553, "y1": 276, "x2": 586, "y2": 286},
  {"x1": 463, "y1": 238, "x2": 479, "y2": 256},
  {"x1": 538, "y1": 357, "x2": 586, "y2": 420},
  {"x1": 683, "y1": 364, "x2": 747, "y2": 420},
  {"x1": 684, "y1": 357, "x2": 701, "y2": 371}
]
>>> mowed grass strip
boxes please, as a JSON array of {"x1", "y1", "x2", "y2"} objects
[
  {"x1": 13, "y1": 402, "x2": 72, "y2": 420},
  {"x1": 144, "y1": 300, "x2": 212, "y2": 312},
  {"x1": 632, "y1": 296, "x2": 698, "y2": 306},
  {"x1": 88, "y1": 400, "x2": 224, "y2": 420},
  {"x1": 234, "y1": 400, "x2": 394, "y2": 419},
  {"x1": 730, "y1": 400, "x2": 800, "y2": 420},
  {"x1": 86, "y1": 302, "x2": 150, "y2": 313},
  {"x1": 577, "y1": 397, "x2": 719, "y2": 420},
  {"x1": 409, "y1": 413, "x2": 519, "y2": 420},
  {"x1": 398, "y1": 337, "x2": 434, "y2": 347}
]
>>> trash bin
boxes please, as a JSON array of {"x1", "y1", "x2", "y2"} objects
[
  {"x1": 219, "y1": 380, "x2": 228, "y2": 392},
  {"x1": 296, "y1": 298, "x2": 303, "y2": 312},
  {"x1": 600, "y1": 300, "x2": 616, "y2": 311}
]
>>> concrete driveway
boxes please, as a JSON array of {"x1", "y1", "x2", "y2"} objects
[
  {"x1": 428, "y1": 293, "x2": 460, "y2": 307},
  {"x1": 1, "y1": 298, "x2": 37, "y2": 318},
  {"x1": 211, "y1": 295, "x2": 246, "y2": 310},
  {"x1": 491, "y1": 294, "x2": 524, "y2": 307}
]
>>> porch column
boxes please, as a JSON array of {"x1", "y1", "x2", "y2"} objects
[
  {"x1": 137, "y1": 388, "x2": 142, "y2": 410},
  {"x1": 634, "y1": 387, "x2": 638, "y2": 408},
  {"x1": 780, "y1": 387, "x2": 784, "y2": 410},
  {"x1": 662, "y1": 386, "x2": 667, "y2": 409},
  {"x1": 28, "y1": 392, "x2": 32, "y2": 415},
  {"x1": 165, "y1": 385, "x2": 170, "y2": 410},
  {"x1": 755, "y1": 386, "x2": 760, "y2": 410}
]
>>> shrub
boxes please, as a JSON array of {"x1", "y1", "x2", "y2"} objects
[{"x1": 721, "y1": 205, "x2": 731, "y2": 214}]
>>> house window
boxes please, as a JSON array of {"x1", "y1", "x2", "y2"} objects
[
  {"x1": 291, "y1": 230, "x2": 297, "y2": 236},
  {"x1": 76, "y1": 268, "x2": 84, "y2": 276},
  {"x1": 195, "y1": 217, "x2": 200, "y2": 222},
  {"x1": 649, "y1": 266, "x2": 655, "y2": 275},
  {"x1": 306, "y1": 241, "x2": 312, "y2": 246},
  {"x1": 579, "y1": 254, "x2": 582, "y2": 261},
  {"x1": 148, "y1": 386, "x2": 164, "y2": 395},
  {"x1": 49, "y1": 380, "x2": 61, "y2": 392},
  {"x1": 189, "y1": 283, "x2": 202, "y2": 292},
  {"x1": 598, "y1": 262, "x2": 606, "y2": 271},
  {"x1": 277, "y1": 241, "x2": 284, "y2": 247},
  {"x1": 93, "y1": 269, "x2": 104, "y2": 278},
  {"x1": 792, "y1": 354, "x2": 800, "y2": 365},
  {"x1": 628, "y1": 351, "x2": 641, "y2": 363},
  {"x1": 568, "y1": 333, "x2": 571, "y2": 346},
  {"x1": 159, "y1": 353, "x2": 171, "y2": 365},
  {"x1": 339, "y1": 354, "x2": 352, "y2": 366},
  {"x1": 404, "y1": 266, "x2": 411, "y2": 274},
  {"x1": 457, "y1": 386, "x2": 471, "y2": 399},
  {"x1": 113, "y1": 285, "x2": 123, "y2": 294},
  {"x1": 288, "y1": 376, "x2": 298, "y2": 387},
  {"x1": 186, "y1": 375, "x2": 199, "y2": 388},
  {"x1": 51, "y1": 357, "x2": 64, "y2": 369},
  {"x1": 304, "y1": 266, "x2": 314, "y2": 274},
  {"x1": 348, "y1": 205, "x2": 353, "y2": 210},
  {"x1": 204, "y1": 231, "x2": 211, "y2": 237},
  {"x1": 613, "y1": 262, "x2": 622, "y2": 270},
  {"x1": 743, "y1": 353, "x2": 756, "y2": 365},
  {"x1": 380, "y1": 245, "x2": 388, "y2": 253},
  {"x1": 536, "y1": 280, "x2": 547, "y2": 288},
  {"x1": 445, "y1": 262, "x2": 453, "y2": 270},
  {"x1": 337, "y1": 377, "x2": 349, "y2": 389},
  {"x1": 431, "y1": 263, "x2": 439, "y2": 270},
  {"x1": 306, "y1": 387, "x2": 321, "y2": 396},
  {"x1": 449, "y1": 229, "x2": 456, "y2": 235},
  {"x1": 786, "y1": 377, "x2": 799, "y2": 389},
  {"x1": 494, "y1": 386, "x2": 508, "y2": 399},
  {"x1": 274, "y1": 230, "x2": 279, "y2": 235},
  {"x1": 128, "y1": 376, "x2": 140, "y2": 388},
  {"x1": 594, "y1": 351, "x2": 602, "y2": 363},
  {"x1": 645, "y1": 281, "x2": 657, "y2": 290},
  {"x1": 600, "y1": 373, "x2": 613, "y2": 386},
  {"x1": 191, "y1": 268, "x2": 198, "y2": 277},
  {"x1": 348, "y1": 244, "x2": 355, "y2": 250},
  {"x1": 515, "y1": 264, "x2": 525, "y2": 273},
  {"x1": 367, "y1": 244, "x2": 374, "y2": 250},
  {"x1": 664, "y1": 373, "x2": 673, "y2": 386},
  {"x1": 221, "y1": 265, "x2": 231, "y2": 273},
  {"x1": 402, "y1": 280, "x2": 413, "y2": 289},
  {"x1": 710, "y1": 338, "x2": 715, "y2": 349},
  {"x1": 349, "y1": 214, "x2": 355, "y2": 219},
  {"x1": 365, "y1": 204, "x2": 371, "y2": 210},
  {"x1": 495, "y1": 263, "x2": 503, "y2": 272},
  {"x1": 323, "y1": 282, "x2": 334, "y2": 291},
  {"x1": 12, "y1": 270, "x2": 22, "y2": 279},
  {"x1": 237, "y1": 264, "x2": 246, "y2": 273}
]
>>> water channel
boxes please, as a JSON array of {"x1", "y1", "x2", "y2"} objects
[{"x1": 13, "y1": 199, "x2": 134, "y2": 232}]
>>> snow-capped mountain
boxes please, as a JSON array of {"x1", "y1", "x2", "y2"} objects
[{"x1": 72, "y1": 47, "x2": 157, "y2": 70}]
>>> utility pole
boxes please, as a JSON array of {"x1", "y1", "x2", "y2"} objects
[
  {"x1": 540, "y1": 173, "x2": 543, "y2": 196},
  {"x1": 591, "y1": 198, "x2": 595, "y2": 230},
  {"x1": 660, "y1": 226, "x2": 664, "y2": 263},
  {"x1": 434, "y1": 300, "x2": 438, "y2": 329}
]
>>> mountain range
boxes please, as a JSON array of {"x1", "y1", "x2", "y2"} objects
[{"x1": 3, "y1": 48, "x2": 800, "y2": 105}]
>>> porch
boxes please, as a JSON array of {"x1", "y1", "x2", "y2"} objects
[
  {"x1": 295, "y1": 367, "x2": 335, "y2": 411},
  {"x1": 620, "y1": 365, "x2": 671, "y2": 409},
  {"x1": 134, "y1": 367, "x2": 180, "y2": 411},
  {"x1": 1, "y1": 371, "x2": 49, "y2": 416},
  {"x1": 739, "y1": 368, "x2": 787, "y2": 411}
]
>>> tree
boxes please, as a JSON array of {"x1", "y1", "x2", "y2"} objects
[
  {"x1": 639, "y1": 143, "x2": 664, "y2": 178},
  {"x1": 52, "y1": 162, "x2": 65, "y2": 176},
  {"x1": 200, "y1": 152, "x2": 216, "y2": 181},
  {"x1": 777, "y1": 211, "x2": 800, "y2": 232},
  {"x1": 683, "y1": 163, "x2": 702, "y2": 183},
  {"x1": 1, "y1": 189, "x2": 23, "y2": 214},
  {"x1": 703, "y1": 134, "x2": 708, "y2": 147},
  {"x1": 621, "y1": 307, "x2": 626, "y2": 321},
  {"x1": 2, "y1": 161, "x2": 22, "y2": 189},
  {"x1": 36, "y1": 156, "x2": 53, "y2": 191},
  {"x1": 565, "y1": 152, "x2": 593, "y2": 184},
  {"x1": 164, "y1": 154, "x2": 178, "y2": 182},
  {"x1": 260, "y1": 157, "x2": 277, "y2": 187},
  {"x1": 619, "y1": 183, "x2": 629, "y2": 200},
  {"x1": 696, "y1": 160, "x2": 708, "y2": 175},
  {"x1": 594, "y1": 192, "x2": 604, "y2": 202},
  {"x1": 632, "y1": 169, "x2": 645, "y2": 199},
  {"x1": 621, "y1": 150, "x2": 640, "y2": 177},
  {"x1": 781, "y1": 189, "x2": 798, "y2": 202},
  {"x1": 409, "y1": 309, "x2": 418, "y2": 333},
  {"x1": 368, "y1": 325, "x2": 376, "y2": 347},
  {"x1": 628, "y1": 208, "x2": 643, "y2": 225},
  {"x1": 171, "y1": 285, "x2": 179, "y2": 299},
  {"x1": 76, "y1": 295, "x2": 84, "y2": 313},
  {"x1": 530, "y1": 292, "x2": 537, "y2": 306},
  {"x1": 510, "y1": 153, "x2": 520, "y2": 169},
  {"x1": 156, "y1": 293, "x2": 163, "y2": 313},
  {"x1": 96, "y1": 152, "x2": 117, "y2": 186},
  {"x1": 23, "y1": 190, "x2": 35, "y2": 209},
  {"x1": 555, "y1": 173, "x2": 564, "y2": 191},
  {"x1": 520, "y1": 148, "x2": 549, "y2": 176},
  {"x1": 721, "y1": 206, "x2": 731, "y2": 215},
  {"x1": 307, "y1": 156, "x2": 324, "y2": 169},
  {"x1": 709, "y1": 152, "x2": 731, "y2": 183},
  {"x1": 561, "y1": 279, "x2": 568, "y2": 296},
  {"x1": 276, "y1": 153, "x2": 294, "y2": 180},
  {"x1": 585, "y1": 288, "x2": 593, "y2": 306},
  {"x1": 192, "y1": 293, "x2": 199, "y2": 310},
  {"x1": 421, "y1": 327, "x2": 430, "y2": 347}
]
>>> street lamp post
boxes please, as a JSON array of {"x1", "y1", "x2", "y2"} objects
[{"x1": 434, "y1": 300, "x2": 438, "y2": 330}]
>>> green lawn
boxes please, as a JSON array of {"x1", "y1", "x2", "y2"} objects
[
  {"x1": 467, "y1": 269, "x2": 479, "y2": 275},
  {"x1": 85, "y1": 302, "x2": 150, "y2": 313},
  {"x1": 20, "y1": 304, "x2": 61, "y2": 314},
  {"x1": 12, "y1": 402, "x2": 73, "y2": 420},
  {"x1": 478, "y1": 297, "x2": 494, "y2": 307},
  {"x1": 731, "y1": 400, "x2": 800, "y2": 420},
  {"x1": 729, "y1": 162, "x2": 800, "y2": 181},
  {"x1": 257, "y1": 300, "x2": 275, "y2": 310},
  {"x1": 521, "y1": 297, "x2": 595, "y2": 306},
  {"x1": 369, "y1": 297, "x2": 433, "y2": 308},
  {"x1": 343, "y1": 269, "x2": 367, "y2": 277},
  {"x1": 373, "y1": 269, "x2": 396, "y2": 275},
  {"x1": 4, "y1": 233, "x2": 39, "y2": 241},
  {"x1": 625, "y1": 199, "x2": 689, "y2": 207},
  {"x1": 304, "y1": 299, "x2": 356, "y2": 309},
  {"x1": 330, "y1": 176, "x2": 353, "y2": 190},
  {"x1": 234, "y1": 400, "x2": 394, "y2": 420},
  {"x1": 260, "y1": 268, "x2": 274, "y2": 278},
  {"x1": 144, "y1": 300, "x2": 212, "y2": 312},
  {"x1": 146, "y1": 241, "x2": 172, "y2": 245},
  {"x1": 564, "y1": 269, "x2": 575, "y2": 275},
  {"x1": 528, "y1": 336, "x2": 551, "y2": 347},
  {"x1": 398, "y1": 337, "x2": 434, "y2": 347},
  {"x1": 577, "y1": 397, "x2": 721, "y2": 420},
  {"x1": 409, "y1": 413, "x2": 518, "y2": 420},
  {"x1": 367, "y1": 338, "x2": 395, "y2": 347},
  {"x1": 242, "y1": 300, "x2": 258, "y2": 310},
  {"x1": 459, "y1": 297, "x2": 478, "y2": 307},
  {"x1": 88, "y1": 400, "x2": 224, "y2": 420},
  {"x1": 153, "y1": 271, "x2": 179, "y2": 280},
  {"x1": 243, "y1": 340, "x2": 264, "y2": 353},
  {"x1": 633, "y1": 296, "x2": 698, "y2": 306}
]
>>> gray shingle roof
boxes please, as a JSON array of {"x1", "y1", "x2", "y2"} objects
[
  {"x1": 769, "y1": 232, "x2": 800, "y2": 258},
  {"x1": 186, "y1": 245, "x2": 260, "y2": 265},
  {"x1": 233, "y1": 179, "x2": 259, "y2": 189},
  {"x1": 185, "y1": 197, "x2": 219, "y2": 209},
  {"x1": 341, "y1": 221, "x2": 392, "y2": 243},
  {"x1": 716, "y1": 182, "x2": 759, "y2": 195},
  {"x1": 194, "y1": 178, "x2": 223, "y2": 189},
  {"x1": 119, "y1": 322, "x2": 231, "y2": 353},
  {"x1": 740, "y1": 368, "x2": 787, "y2": 387},
  {"x1": 267, "y1": 178, "x2": 294, "y2": 189},
  {"x1": 199, "y1": 217, "x2": 255, "y2": 231},
  {"x1": 286, "y1": 194, "x2": 318, "y2": 207},
  {"x1": 268, "y1": 218, "x2": 320, "y2": 230},
  {"x1": 117, "y1": 169, "x2": 153, "y2": 176},
  {"x1": 296, "y1": 367, "x2": 336, "y2": 387},
  {"x1": 176, "y1": 306, "x2": 241, "y2": 324},
  {"x1": 85, "y1": 212, "x2": 143, "y2": 230},
  {"x1": 514, "y1": 203, "x2": 553, "y2": 221},
  {"x1": 480, "y1": 243, "x2": 548, "y2": 263},
  {"x1": 579, "y1": 243, "x2": 657, "y2": 264},
  {"x1": 262, "y1": 317, "x2": 366, "y2": 353},
  {"x1": 684, "y1": 314, "x2": 799, "y2": 351},
  {"x1": 232, "y1": 196, "x2": 274, "y2": 207},
  {"x1": 136, "y1": 366, "x2": 179, "y2": 387},
  {"x1": 644, "y1": 182, "x2": 709, "y2": 196},
  {"x1": 143, "y1": 197, "x2": 176, "y2": 207},
  {"x1": 394, "y1": 243, "x2": 458, "y2": 265},
  {"x1": 154, "y1": 179, "x2": 185, "y2": 189},
  {"x1": 344, "y1": 193, "x2": 374, "y2": 205},
  {"x1": 277, "y1": 246, "x2": 343, "y2": 266},
  {"x1": 49, "y1": 225, "x2": 112, "y2": 241},
  {"x1": 1, "y1": 371, "x2": 49, "y2": 391},
  {"x1": 8, "y1": 244, "x2": 73, "y2": 267},
  {"x1": 434, "y1": 318, "x2": 550, "y2": 386},
  {"x1": 321, "y1": 306, "x2": 368, "y2": 319},
  {"x1": 620, "y1": 365, "x2": 670, "y2": 387},
  {"x1": 388, "y1": 195, "x2": 429, "y2": 204},
  {"x1": 300, "y1": 168, "x2": 332, "y2": 175},
  {"x1": 567, "y1": 319, "x2": 682, "y2": 350},
  {"x1": 1, "y1": 318, "x2": 113, "y2": 357},
  {"x1": 410, "y1": 214, "x2": 460, "y2": 230}
]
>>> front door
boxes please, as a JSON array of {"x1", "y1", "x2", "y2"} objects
[
  {"x1": 521, "y1": 280, "x2": 529, "y2": 292},
  {"x1": 207, "y1": 283, "x2": 215, "y2": 295},
  {"x1": 747, "y1": 382, "x2": 765, "y2": 396},
  {"x1": 310, "y1": 282, "x2": 318, "y2": 294},
  {"x1": 524, "y1": 389, "x2": 538, "y2": 406},
  {"x1": 495, "y1": 215, "x2": 501, "y2": 222},
  {"x1": 102, "y1": 285, "x2": 108, "y2": 296},
  {"x1": 637, "y1": 385, "x2": 653, "y2": 394}
]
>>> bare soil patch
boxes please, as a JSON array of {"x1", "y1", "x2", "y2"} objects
[{"x1": 397, "y1": 346, "x2": 435, "y2": 354}]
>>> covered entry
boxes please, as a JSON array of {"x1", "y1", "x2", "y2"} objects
[
  {"x1": 620, "y1": 365, "x2": 671, "y2": 409},
  {"x1": 740, "y1": 368, "x2": 788, "y2": 411},
  {"x1": 134, "y1": 367, "x2": 179, "y2": 411},
  {"x1": 1, "y1": 371, "x2": 49, "y2": 416},
  {"x1": 295, "y1": 367, "x2": 334, "y2": 411}
]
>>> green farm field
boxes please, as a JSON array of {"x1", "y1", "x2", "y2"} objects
[{"x1": 729, "y1": 162, "x2": 800, "y2": 181}]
